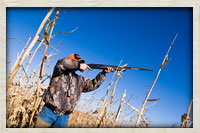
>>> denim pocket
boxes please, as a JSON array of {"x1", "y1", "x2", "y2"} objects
[
  {"x1": 53, "y1": 114, "x2": 70, "y2": 128},
  {"x1": 38, "y1": 106, "x2": 57, "y2": 125}
]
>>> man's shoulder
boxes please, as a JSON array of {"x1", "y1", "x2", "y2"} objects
[
  {"x1": 57, "y1": 58, "x2": 73, "y2": 63},
  {"x1": 58, "y1": 58, "x2": 67, "y2": 62}
]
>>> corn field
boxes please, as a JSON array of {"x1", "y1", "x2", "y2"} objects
[{"x1": 6, "y1": 7, "x2": 193, "y2": 128}]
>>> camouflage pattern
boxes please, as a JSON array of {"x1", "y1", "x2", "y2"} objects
[{"x1": 44, "y1": 58, "x2": 106, "y2": 115}]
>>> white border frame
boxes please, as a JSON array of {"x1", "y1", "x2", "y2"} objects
[{"x1": 0, "y1": 0, "x2": 199, "y2": 133}]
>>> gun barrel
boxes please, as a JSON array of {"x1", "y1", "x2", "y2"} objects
[
  {"x1": 126, "y1": 67, "x2": 153, "y2": 71},
  {"x1": 87, "y1": 64, "x2": 153, "y2": 71}
]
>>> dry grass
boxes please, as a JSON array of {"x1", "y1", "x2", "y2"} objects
[{"x1": 68, "y1": 110, "x2": 115, "y2": 128}]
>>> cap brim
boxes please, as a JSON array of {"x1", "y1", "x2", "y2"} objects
[{"x1": 76, "y1": 59, "x2": 85, "y2": 63}]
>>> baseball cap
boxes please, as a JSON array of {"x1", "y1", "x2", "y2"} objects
[{"x1": 68, "y1": 54, "x2": 85, "y2": 63}]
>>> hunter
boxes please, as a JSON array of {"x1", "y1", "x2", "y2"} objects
[{"x1": 35, "y1": 54, "x2": 114, "y2": 128}]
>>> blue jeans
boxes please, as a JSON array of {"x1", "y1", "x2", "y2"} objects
[{"x1": 38, "y1": 105, "x2": 69, "y2": 128}]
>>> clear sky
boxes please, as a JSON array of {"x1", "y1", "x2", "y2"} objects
[{"x1": 7, "y1": 7, "x2": 193, "y2": 127}]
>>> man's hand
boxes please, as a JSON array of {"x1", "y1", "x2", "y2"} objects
[
  {"x1": 80, "y1": 64, "x2": 91, "y2": 71},
  {"x1": 103, "y1": 67, "x2": 115, "y2": 73}
]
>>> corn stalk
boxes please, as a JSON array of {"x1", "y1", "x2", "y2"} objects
[
  {"x1": 11, "y1": 37, "x2": 31, "y2": 72},
  {"x1": 97, "y1": 63, "x2": 127, "y2": 127},
  {"x1": 182, "y1": 98, "x2": 193, "y2": 128},
  {"x1": 94, "y1": 61, "x2": 122, "y2": 126},
  {"x1": 135, "y1": 34, "x2": 178, "y2": 127},
  {"x1": 102, "y1": 61, "x2": 123, "y2": 106},
  {"x1": 113, "y1": 89, "x2": 126, "y2": 127},
  {"x1": 124, "y1": 101, "x2": 148, "y2": 127},
  {"x1": 29, "y1": 8, "x2": 60, "y2": 127},
  {"x1": 40, "y1": 8, "x2": 60, "y2": 78},
  {"x1": 7, "y1": 7, "x2": 55, "y2": 89},
  {"x1": 21, "y1": 39, "x2": 44, "y2": 79}
]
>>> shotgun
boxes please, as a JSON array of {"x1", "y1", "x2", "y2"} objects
[{"x1": 87, "y1": 64, "x2": 153, "y2": 71}]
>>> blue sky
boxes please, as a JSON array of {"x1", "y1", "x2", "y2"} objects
[{"x1": 7, "y1": 7, "x2": 193, "y2": 127}]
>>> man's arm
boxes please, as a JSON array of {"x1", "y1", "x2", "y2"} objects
[
  {"x1": 82, "y1": 67, "x2": 114, "y2": 92},
  {"x1": 53, "y1": 58, "x2": 80, "y2": 76},
  {"x1": 82, "y1": 71, "x2": 106, "y2": 93}
]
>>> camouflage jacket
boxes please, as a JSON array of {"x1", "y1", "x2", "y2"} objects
[{"x1": 44, "y1": 58, "x2": 106, "y2": 115}]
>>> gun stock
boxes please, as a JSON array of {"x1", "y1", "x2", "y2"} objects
[{"x1": 87, "y1": 64, "x2": 153, "y2": 71}]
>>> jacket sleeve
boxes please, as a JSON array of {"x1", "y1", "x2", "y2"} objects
[
  {"x1": 52, "y1": 58, "x2": 80, "y2": 77},
  {"x1": 82, "y1": 71, "x2": 106, "y2": 93}
]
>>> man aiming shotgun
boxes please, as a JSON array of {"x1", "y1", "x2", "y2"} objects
[
  {"x1": 35, "y1": 53, "x2": 152, "y2": 128},
  {"x1": 35, "y1": 54, "x2": 115, "y2": 128}
]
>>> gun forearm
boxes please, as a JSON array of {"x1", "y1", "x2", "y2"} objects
[
  {"x1": 88, "y1": 64, "x2": 123, "y2": 71},
  {"x1": 87, "y1": 64, "x2": 153, "y2": 71}
]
